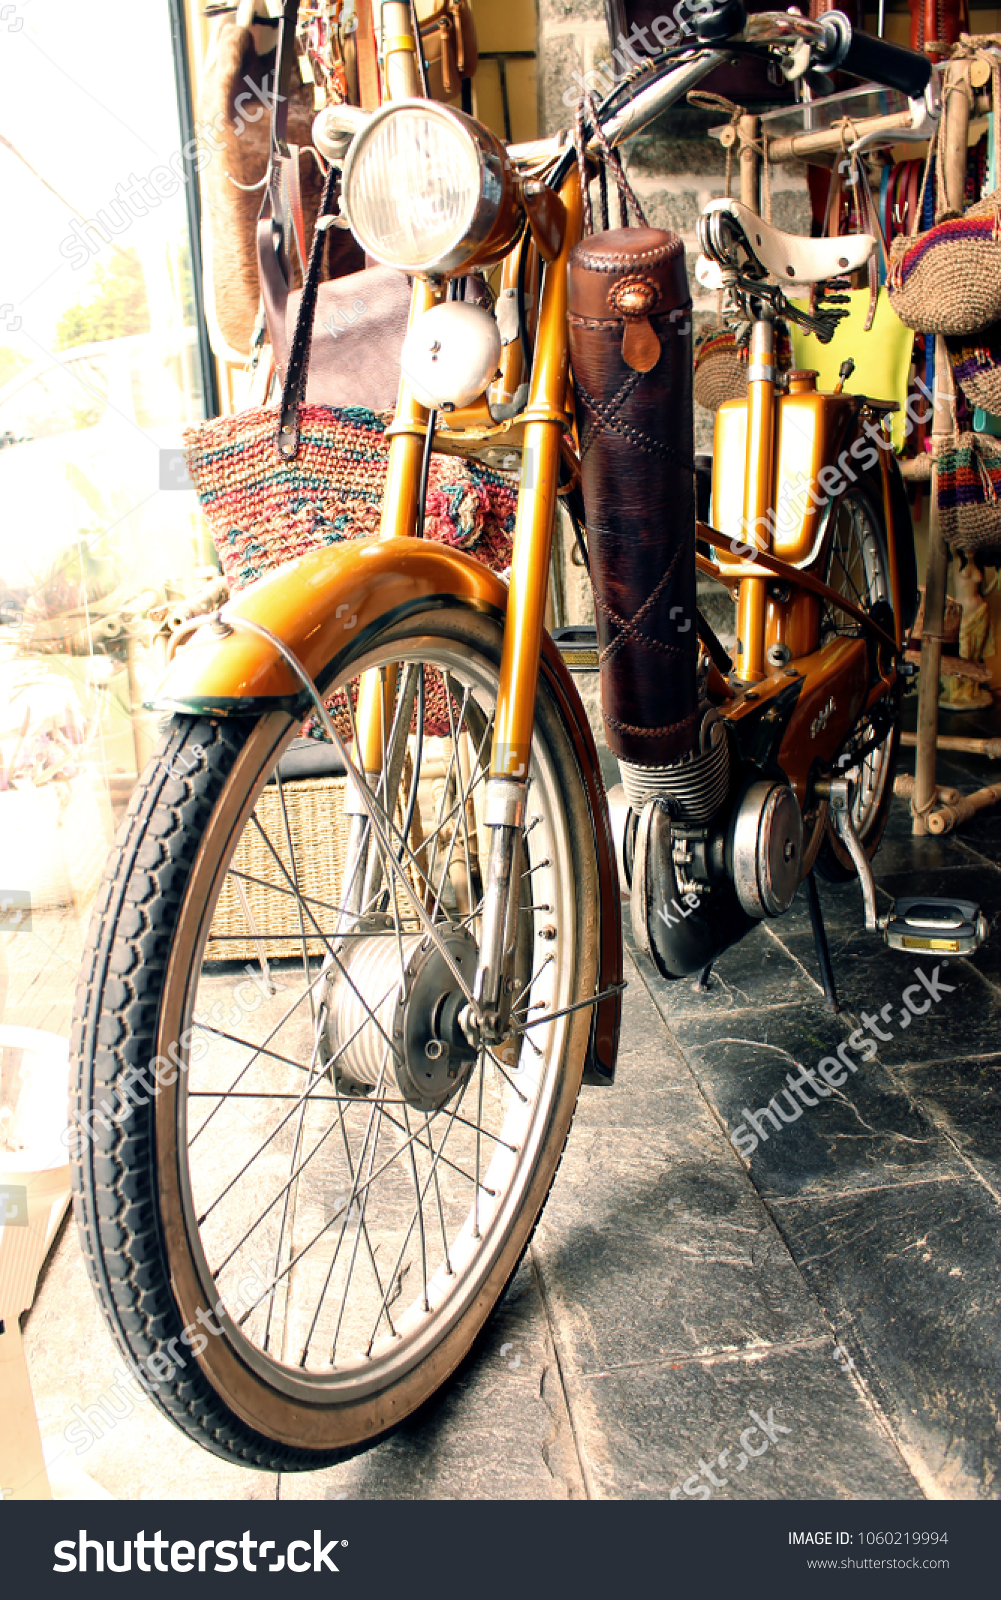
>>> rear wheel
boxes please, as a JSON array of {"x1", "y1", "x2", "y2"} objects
[
  {"x1": 71, "y1": 604, "x2": 599, "y2": 1468},
  {"x1": 814, "y1": 488, "x2": 900, "y2": 882}
]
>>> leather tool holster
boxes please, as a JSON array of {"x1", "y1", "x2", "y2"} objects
[{"x1": 568, "y1": 228, "x2": 699, "y2": 767}]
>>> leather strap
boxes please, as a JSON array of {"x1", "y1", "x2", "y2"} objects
[
  {"x1": 905, "y1": 159, "x2": 920, "y2": 237},
  {"x1": 880, "y1": 161, "x2": 892, "y2": 247},
  {"x1": 356, "y1": 0, "x2": 381, "y2": 111},
  {"x1": 287, "y1": 143, "x2": 307, "y2": 277},
  {"x1": 258, "y1": 170, "x2": 293, "y2": 367},
  {"x1": 273, "y1": 0, "x2": 300, "y2": 158},
  {"x1": 278, "y1": 162, "x2": 340, "y2": 459},
  {"x1": 258, "y1": 2, "x2": 312, "y2": 368}
]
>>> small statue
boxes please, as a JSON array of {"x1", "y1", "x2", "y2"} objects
[
  {"x1": 939, "y1": 555, "x2": 996, "y2": 711},
  {"x1": 956, "y1": 555, "x2": 996, "y2": 667}
]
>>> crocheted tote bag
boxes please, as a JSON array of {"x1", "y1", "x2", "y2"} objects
[
  {"x1": 182, "y1": 157, "x2": 517, "y2": 594},
  {"x1": 693, "y1": 330, "x2": 747, "y2": 412},
  {"x1": 182, "y1": 402, "x2": 517, "y2": 594},
  {"x1": 946, "y1": 320, "x2": 1001, "y2": 417}
]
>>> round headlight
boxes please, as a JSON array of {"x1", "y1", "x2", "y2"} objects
[{"x1": 342, "y1": 101, "x2": 519, "y2": 276}]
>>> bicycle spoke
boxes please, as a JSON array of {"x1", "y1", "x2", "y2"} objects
[{"x1": 179, "y1": 636, "x2": 572, "y2": 1391}]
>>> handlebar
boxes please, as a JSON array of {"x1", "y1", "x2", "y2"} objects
[
  {"x1": 828, "y1": 19, "x2": 933, "y2": 98},
  {"x1": 315, "y1": 11, "x2": 933, "y2": 173},
  {"x1": 729, "y1": 8, "x2": 932, "y2": 98}
]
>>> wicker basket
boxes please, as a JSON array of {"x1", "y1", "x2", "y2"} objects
[
  {"x1": 204, "y1": 753, "x2": 434, "y2": 964},
  {"x1": 205, "y1": 776, "x2": 352, "y2": 962}
]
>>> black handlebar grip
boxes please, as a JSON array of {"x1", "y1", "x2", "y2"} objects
[{"x1": 837, "y1": 25, "x2": 932, "y2": 97}]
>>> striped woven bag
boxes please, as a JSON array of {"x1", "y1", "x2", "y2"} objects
[
  {"x1": 936, "y1": 430, "x2": 1001, "y2": 558},
  {"x1": 887, "y1": 51, "x2": 1001, "y2": 336},
  {"x1": 946, "y1": 320, "x2": 1001, "y2": 416}
]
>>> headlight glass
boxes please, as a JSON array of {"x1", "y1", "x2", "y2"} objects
[{"x1": 344, "y1": 105, "x2": 481, "y2": 272}]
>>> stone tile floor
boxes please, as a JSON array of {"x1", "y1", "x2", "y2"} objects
[{"x1": 14, "y1": 701, "x2": 1001, "y2": 1500}]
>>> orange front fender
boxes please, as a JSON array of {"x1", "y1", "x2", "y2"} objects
[
  {"x1": 151, "y1": 534, "x2": 622, "y2": 1087},
  {"x1": 150, "y1": 537, "x2": 507, "y2": 716}
]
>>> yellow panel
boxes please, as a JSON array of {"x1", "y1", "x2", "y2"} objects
[
  {"x1": 504, "y1": 56, "x2": 538, "y2": 144},
  {"x1": 771, "y1": 390, "x2": 853, "y2": 562},
  {"x1": 711, "y1": 400, "x2": 747, "y2": 543},
  {"x1": 470, "y1": 0, "x2": 537, "y2": 53},
  {"x1": 472, "y1": 60, "x2": 507, "y2": 141},
  {"x1": 789, "y1": 289, "x2": 915, "y2": 451}
]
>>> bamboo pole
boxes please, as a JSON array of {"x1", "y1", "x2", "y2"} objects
[
  {"x1": 912, "y1": 60, "x2": 970, "y2": 834},
  {"x1": 738, "y1": 114, "x2": 761, "y2": 212},
  {"x1": 381, "y1": 1, "x2": 422, "y2": 99},
  {"x1": 763, "y1": 93, "x2": 991, "y2": 163},
  {"x1": 926, "y1": 782, "x2": 1001, "y2": 834},
  {"x1": 902, "y1": 732, "x2": 1001, "y2": 760}
]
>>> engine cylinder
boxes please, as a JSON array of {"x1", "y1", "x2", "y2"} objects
[
  {"x1": 619, "y1": 711, "x2": 729, "y2": 820},
  {"x1": 568, "y1": 227, "x2": 699, "y2": 767}
]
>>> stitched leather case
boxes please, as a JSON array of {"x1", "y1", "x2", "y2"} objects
[{"x1": 569, "y1": 228, "x2": 699, "y2": 767}]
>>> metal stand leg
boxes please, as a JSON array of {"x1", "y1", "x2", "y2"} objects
[
  {"x1": 806, "y1": 871, "x2": 839, "y2": 1015},
  {"x1": 693, "y1": 961, "x2": 713, "y2": 993}
]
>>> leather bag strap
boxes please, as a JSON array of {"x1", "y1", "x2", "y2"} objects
[
  {"x1": 278, "y1": 162, "x2": 340, "y2": 459},
  {"x1": 258, "y1": 1, "x2": 307, "y2": 357},
  {"x1": 257, "y1": 175, "x2": 291, "y2": 366},
  {"x1": 286, "y1": 143, "x2": 308, "y2": 276},
  {"x1": 273, "y1": 0, "x2": 301, "y2": 158}
]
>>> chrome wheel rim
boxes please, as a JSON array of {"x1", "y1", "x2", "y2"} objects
[{"x1": 171, "y1": 636, "x2": 575, "y2": 1403}]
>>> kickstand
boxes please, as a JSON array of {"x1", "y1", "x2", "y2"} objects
[
  {"x1": 693, "y1": 961, "x2": 713, "y2": 993},
  {"x1": 805, "y1": 871, "x2": 840, "y2": 1015}
]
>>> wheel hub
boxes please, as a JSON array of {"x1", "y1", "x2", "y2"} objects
[{"x1": 326, "y1": 918, "x2": 479, "y2": 1112}]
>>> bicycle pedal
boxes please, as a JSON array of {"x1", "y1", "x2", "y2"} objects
[
  {"x1": 883, "y1": 895, "x2": 988, "y2": 955},
  {"x1": 552, "y1": 626, "x2": 599, "y2": 671}
]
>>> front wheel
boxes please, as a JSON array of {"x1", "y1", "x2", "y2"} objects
[{"x1": 70, "y1": 604, "x2": 599, "y2": 1469}]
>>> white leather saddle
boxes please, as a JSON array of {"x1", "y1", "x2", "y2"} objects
[{"x1": 701, "y1": 197, "x2": 874, "y2": 287}]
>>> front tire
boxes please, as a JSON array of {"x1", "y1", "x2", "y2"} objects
[{"x1": 71, "y1": 604, "x2": 599, "y2": 1469}]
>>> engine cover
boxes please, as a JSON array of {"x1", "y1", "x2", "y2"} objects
[
  {"x1": 729, "y1": 780, "x2": 803, "y2": 918},
  {"x1": 630, "y1": 796, "x2": 755, "y2": 980}
]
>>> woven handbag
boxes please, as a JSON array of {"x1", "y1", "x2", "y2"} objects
[
  {"x1": 182, "y1": 402, "x2": 517, "y2": 594},
  {"x1": 936, "y1": 430, "x2": 1001, "y2": 557},
  {"x1": 693, "y1": 330, "x2": 747, "y2": 411},
  {"x1": 184, "y1": 152, "x2": 517, "y2": 589},
  {"x1": 887, "y1": 53, "x2": 1001, "y2": 336},
  {"x1": 947, "y1": 320, "x2": 1001, "y2": 415}
]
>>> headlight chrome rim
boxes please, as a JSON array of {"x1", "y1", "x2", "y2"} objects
[{"x1": 341, "y1": 99, "x2": 521, "y2": 277}]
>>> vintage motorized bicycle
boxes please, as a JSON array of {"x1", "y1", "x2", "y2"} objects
[{"x1": 71, "y1": 5, "x2": 964, "y2": 1466}]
